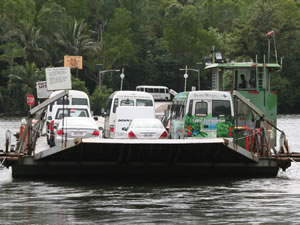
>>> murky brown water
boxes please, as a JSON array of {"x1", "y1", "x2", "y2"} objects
[{"x1": 1, "y1": 115, "x2": 300, "y2": 224}]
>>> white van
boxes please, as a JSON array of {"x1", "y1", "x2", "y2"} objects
[
  {"x1": 103, "y1": 91, "x2": 155, "y2": 138},
  {"x1": 114, "y1": 106, "x2": 155, "y2": 138},
  {"x1": 170, "y1": 91, "x2": 234, "y2": 139},
  {"x1": 136, "y1": 85, "x2": 171, "y2": 101},
  {"x1": 46, "y1": 90, "x2": 90, "y2": 119}
]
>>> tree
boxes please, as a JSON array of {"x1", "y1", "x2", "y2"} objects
[
  {"x1": 15, "y1": 25, "x2": 48, "y2": 67},
  {"x1": 54, "y1": 18, "x2": 99, "y2": 78},
  {"x1": 0, "y1": 0, "x2": 36, "y2": 29},
  {"x1": 232, "y1": 0, "x2": 300, "y2": 111},
  {"x1": 90, "y1": 86, "x2": 112, "y2": 115},
  {"x1": 103, "y1": 8, "x2": 137, "y2": 69},
  {"x1": 200, "y1": 0, "x2": 241, "y2": 32},
  {"x1": 53, "y1": 0, "x2": 89, "y2": 20},
  {"x1": 0, "y1": 42, "x2": 24, "y2": 75},
  {"x1": 37, "y1": 2, "x2": 69, "y2": 36},
  {"x1": 163, "y1": 3, "x2": 216, "y2": 64},
  {"x1": 7, "y1": 62, "x2": 44, "y2": 111},
  {"x1": 55, "y1": 18, "x2": 98, "y2": 57}
]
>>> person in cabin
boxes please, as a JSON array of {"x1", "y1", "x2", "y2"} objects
[{"x1": 239, "y1": 74, "x2": 247, "y2": 89}]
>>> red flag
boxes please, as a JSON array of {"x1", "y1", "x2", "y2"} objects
[{"x1": 266, "y1": 30, "x2": 274, "y2": 36}]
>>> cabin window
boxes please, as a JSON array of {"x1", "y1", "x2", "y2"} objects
[
  {"x1": 49, "y1": 103, "x2": 54, "y2": 112},
  {"x1": 249, "y1": 70, "x2": 256, "y2": 89},
  {"x1": 212, "y1": 100, "x2": 231, "y2": 117},
  {"x1": 136, "y1": 99, "x2": 153, "y2": 106},
  {"x1": 238, "y1": 74, "x2": 247, "y2": 89},
  {"x1": 188, "y1": 100, "x2": 193, "y2": 115},
  {"x1": 55, "y1": 108, "x2": 90, "y2": 119},
  {"x1": 223, "y1": 70, "x2": 234, "y2": 91},
  {"x1": 171, "y1": 103, "x2": 182, "y2": 120},
  {"x1": 113, "y1": 98, "x2": 118, "y2": 113},
  {"x1": 180, "y1": 104, "x2": 185, "y2": 119},
  {"x1": 106, "y1": 99, "x2": 112, "y2": 116},
  {"x1": 258, "y1": 68, "x2": 264, "y2": 89},
  {"x1": 120, "y1": 99, "x2": 134, "y2": 106},
  {"x1": 195, "y1": 101, "x2": 208, "y2": 116},
  {"x1": 57, "y1": 97, "x2": 69, "y2": 105},
  {"x1": 72, "y1": 98, "x2": 88, "y2": 105}
]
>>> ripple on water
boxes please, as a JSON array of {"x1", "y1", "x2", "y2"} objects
[{"x1": 0, "y1": 116, "x2": 300, "y2": 224}]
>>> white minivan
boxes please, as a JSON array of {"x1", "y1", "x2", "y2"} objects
[{"x1": 103, "y1": 91, "x2": 155, "y2": 138}]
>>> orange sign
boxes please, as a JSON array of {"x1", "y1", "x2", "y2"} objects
[{"x1": 64, "y1": 56, "x2": 83, "y2": 69}]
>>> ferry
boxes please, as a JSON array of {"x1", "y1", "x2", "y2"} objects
[{"x1": 1, "y1": 51, "x2": 300, "y2": 179}]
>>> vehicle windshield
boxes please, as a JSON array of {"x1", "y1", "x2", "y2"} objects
[
  {"x1": 136, "y1": 99, "x2": 153, "y2": 106},
  {"x1": 195, "y1": 101, "x2": 208, "y2": 116},
  {"x1": 72, "y1": 98, "x2": 88, "y2": 105},
  {"x1": 212, "y1": 100, "x2": 231, "y2": 117},
  {"x1": 120, "y1": 99, "x2": 134, "y2": 106},
  {"x1": 55, "y1": 108, "x2": 90, "y2": 119},
  {"x1": 132, "y1": 120, "x2": 163, "y2": 129},
  {"x1": 57, "y1": 98, "x2": 70, "y2": 105}
]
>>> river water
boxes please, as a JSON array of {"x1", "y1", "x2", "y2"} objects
[{"x1": 0, "y1": 115, "x2": 300, "y2": 224}]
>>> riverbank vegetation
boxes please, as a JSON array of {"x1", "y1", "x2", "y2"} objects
[{"x1": 0, "y1": 0, "x2": 299, "y2": 114}]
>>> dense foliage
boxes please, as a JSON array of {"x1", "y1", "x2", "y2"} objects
[{"x1": 0, "y1": 0, "x2": 299, "y2": 114}]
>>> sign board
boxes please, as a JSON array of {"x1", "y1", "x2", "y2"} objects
[
  {"x1": 64, "y1": 56, "x2": 83, "y2": 69},
  {"x1": 26, "y1": 94, "x2": 35, "y2": 106},
  {"x1": 46, "y1": 67, "x2": 72, "y2": 91},
  {"x1": 36, "y1": 81, "x2": 53, "y2": 99}
]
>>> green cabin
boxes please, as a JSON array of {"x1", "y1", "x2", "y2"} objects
[{"x1": 204, "y1": 55, "x2": 281, "y2": 151}]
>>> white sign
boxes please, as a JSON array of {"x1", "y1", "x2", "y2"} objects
[
  {"x1": 36, "y1": 81, "x2": 53, "y2": 99},
  {"x1": 46, "y1": 67, "x2": 72, "y2": 91}
]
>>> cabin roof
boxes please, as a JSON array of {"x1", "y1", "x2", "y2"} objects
[{"x1": 205, "y1": 62, "x2": 281, "y2": 70}]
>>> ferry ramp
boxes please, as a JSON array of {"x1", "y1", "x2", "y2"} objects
[{"x1": 11, "y1": 138, "x2": 280, "y2": 178}]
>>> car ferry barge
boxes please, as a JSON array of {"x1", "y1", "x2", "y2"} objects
[{"x1": 1, "y1": 54, "x2": 299, "y2": 178}]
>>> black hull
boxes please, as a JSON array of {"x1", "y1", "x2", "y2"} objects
[{"x1": 11, "y1": 139, "x2": 279, "y2": 179}]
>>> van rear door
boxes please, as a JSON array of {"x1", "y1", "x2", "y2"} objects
[{"x1": 114, "y1": 106, "x2": 155, "y2": 138}]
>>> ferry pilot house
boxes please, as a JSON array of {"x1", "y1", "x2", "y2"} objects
[
  {"x1": 208, "y1": 63, "x2": 277, "y2": 150},
  {"x1": 213, "y1": 68, "x2": 258, "y2": 91}
]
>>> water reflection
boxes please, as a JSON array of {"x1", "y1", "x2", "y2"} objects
[
  {"x1": 0, "y1": 116, "x2": 300, "y2": 224},
  {"x1": 0, "y1": 168, "x2": 300, "y2": 224}
]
